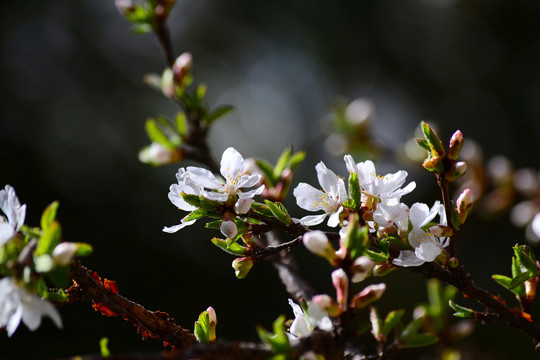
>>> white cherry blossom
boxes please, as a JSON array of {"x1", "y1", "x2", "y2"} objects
[
  {"x1": 293, "y1": 162, "x2": 348, "y2": 227},
  {"x1": 0, "y1": 277, "x2": 62, "y2": 337},
  {"x1": 163, "y1": 168, "x2": 204, "y2": 233},
  {"x1": 287, "y1": 299, "x2": 332, "y2": 340},
  {"x1": 393, "y1": 201, "x2": 449, "y2": 267},
  {"x1": 344, "y1": 155, "x2": 415, "y2": 208},
  {"x1": 0, "y1": 185, "x2": 26, "y2": 246}
]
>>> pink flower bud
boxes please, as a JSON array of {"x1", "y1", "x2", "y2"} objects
[
  {"x1": 207, "y1": 306, "x2": 217, "y2": 342},
  {"x1": 331, "y1": 269, "x2": 349, "y2": 308},
  {"x1": 232, "y1": 257, "x2": 254, "y2": 279},
  {"x1": 350, "y1": 256, "x2": 374, "y2": 283},
  {"x1": 448, "y1": 130, "x2": 464, "y2": 160},
  {"x1": 220, "y1": 218, "x2": 238, "y2": 239},
  {"x1": 456, "y1": 188, "x2": 473, "y2": 224},
  {"x1": 445, "y1": 161, "x2": 467, "y2": 182},
  {"x1": 52, "y1": 242, "x2": 79, "y2": 266},
  {"x1": 312, "y1": 294, "x2": 341, "y2": 317},
  {"x1": 429, "y1": 225, "x2": 453, "y2": 238},
  {"x1": 173, "y1": 52, "x2": 193, "y2": 84},
  {"x1": 351, "y1": 283, "x2": 386, "y2": 309},
  {"x1": 303, "y1": 231, "x2": 337, "y2": 264}
]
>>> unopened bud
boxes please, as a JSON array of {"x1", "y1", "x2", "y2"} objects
[
  {"x1": 312, "y1": 294, "x2": 341, "y2": 317},
  {"x1": 331, "y1": 268, "x2": 349, "y2": 308},
  {"x1": 52, "y1": 242, "x2": 79, "y2": 266},
  {"x1": 456, "y1": 188, "x2": 473, "y2": 225},
  {"x1": 429, "y1": 225, "x2": 453, "y2": 238},
  {"x1": 448, "y1": 130, "x2": 464, "y2": 161},
  {"x1": 303, "y1": 231, "x2": 338, "y2": 265},
  {"x1": 115, "y1": 0, "x2": 136, "y2": 17},
  {"x1": 373, "y1": 262, "x2": 396, "y2": 277},
  {"x1": 350, "y1": 256, "x2": 374, "y2": 283},
  {"x1": 445, "y1": 161, "x2": 467, "y2": 182},
  {"x1": 422, "y1": 155, "x2": 443, "y2": 173},
  {"x1": 232, "y1": 257, "x2": 254, "y2": 279},
  {"x1": 421, "y1": 121, "x2": 445, "y2": 156},
  {"x1": 449, "y1": 256, "x2": 459, "y2": 268},
  {"x1": 220, "y1": 213, "x2": 238, "y2": 239},
  {"x1": 173, "y1": 52, "x2": 193, "y2": 85},
  {"x1": 351, "y1": 283, "x2": 386, "y2": 309},
  {"x1": 525, "y1": 276, "x2": 539, "y2": 303},
  {"x1": 207, "y1": 306, "x2": 217, "y2": 342},
  {"x1": 161, "y1": 68, "x2": 175, "y2": 98},
  {"x1": 138, "y1": 142, "x2": 179, "y2": 165}
]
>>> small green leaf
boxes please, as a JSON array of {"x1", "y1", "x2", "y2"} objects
[
  {"x1": 265, "y1": 200, "x2": 292, "y2": 225},
  {"x1": 211, "y1": 238, "x2": 248, "y2": 256},
  {"x1": 74, "y1": 242, "x2": 93, "y2": 258},
  {"x1": 509, "y1": 271, "x2": 534, "y2": 291},
  {"x1": 47, "y1": 288, "x2": 68, "y2": 303},
  {"x1": 514, "y1": 245, "x2": 539, "y2": 275},
  {"x1": 346, "y1": 171, "x2": 361, "y2": 210},
  {"x1": 288, "y1": 151, "x2": 306, "y2": 171},
  {"x1": 145, "y1": 118, "x2": 173, "y2": 149},
  {"x1": 184, "y1": 208, "x2": 208, "y2": 222},
  {"x1": 398, "y1": 317, "x2": 424, "y2": 341},
  {"x1": 196, "y1": 84, "x2": 207, "y2": 101},
  {"x1": 415, "y1": 138, "x2": 431, "y2": 151},
  {"x1": 343, "y1": 220, "x2": 369, "y2": 260},
  {"x1": 492, "y1": 274, "x2": 513, "y2": 290},
  {"x1": 251, "y1": 202, "x2": 275, "y2": 218},
  {"x1": 365, "y1": 249, "x2": 388, "y2": 263},
  {"x1": 255, "y1": 160, "x2": 277, "y2": 187},
  {"x1": 511, "y1": 256, "x2": 526, "y2": 297},
  {"x1": 256, "y1": 315, "x2": 291, "y2": 354},
  {"x1": 194, "y1": 310, "x2": 211, "y2": 343},
  {"x1": 448, "y1": 300, "x2": 474, "y2": 318},
  {"x1": 41, "y1": 201, "x2": 59, "y2": 231},
  {"x1": 273, "y1": 147, "x2": 292, "y2": 179},
  {"x1": 100, "y1": 337, "x2": 111, "y2": 357},
  {"x1": 36, "y1": 221, "x2": 62, "y2": 256},
  {"x1": 401, "y1": 333, "x2": 439, "y2": 348},
  {"x1": 181, "y1": 194, "x2": 219, "y2": 211},
  {"x1": 382, "y1": 310, "x2": 405, "y2": 336},
  {"x1": 175, "y1": 112, "x2": 188, "y2": 136},
  {"x1": 208, "y1": 105, "x2": 233, "y2": 123},
  {"x1": 421, "y1": 121, "x2": 445, "y2": 156}
]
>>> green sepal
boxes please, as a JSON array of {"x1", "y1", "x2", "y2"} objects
[
  {"x1": 211, "y1": 238, "x2": 248, "y2": 256},
  {"x1": 256, "y1": 315, "x2": 291, "y2": 355},
  {"x1": 194, "y1": 310, "x2": 211, "y2": 343},
  {"x1": 401, "y1": 333, "x2": 439, "y2": 348},
  {"x1": 36, "y1": 221, "x2": 62, "y2": 256},
  {"x1": 448, "y1": 300, "x2": 474, "y2": 318},
  {"x1": 264, "y1": 200, "x2": 292, "y2": 225},
  {"x1": 41, "y1": 201, "x2": 59, "y2": 231},
  {"x1": 365, "y1": 249, "x2": 388, "y2": 263},
  {"x1": 382, "y1": 309, "x2": 405, "y2": 336},
  {"x1": 398, "y1": 317, "x2": 424, "y2": 341},
  {"x1": 420, "y1": 121, "x2": 445, "y2": 156},
  {"x1": 208, "y1": 105, "x2": 233, "y2": 123}
]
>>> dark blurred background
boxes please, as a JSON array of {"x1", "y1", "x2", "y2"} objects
[{"x1": 1, "y1": 0, "x2": 540, "y2": 358}]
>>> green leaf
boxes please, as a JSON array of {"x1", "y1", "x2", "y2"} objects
[
  {"x1": 41, "y1": 201, "x2": 59, "y2": 230},
  {"x1": 492, "y1": 274, "x2": 512, "y2": 290},
  {"x1": 100, "y1": 337, "x2": 111, "y2": 357},
  {"x1": 175, "y1": 112, "x2": 188, "y2": 136},
  {"x1": 511, "y1": 256, "x2": 526, "y2": 298},
  {"x1": 196, "y1": 84, "x2": 207, "y2": 101},
  {"x1": 273, "y1": 147, "x2": 293, "y2": 179},
  {"x1": 145, "y1": 118, "x2": 173, "y2": 149},
  {"x1": 36, "y1": 221, "x2": 62, "y2": 256},
  {"x1": 382, "y1": 310, "x2": 405, "y2": 336},
  {"x1": 251, "y1": 202, "x2": 276, "y2": 218},
  {"x1": 211, "y1": 238, "x2": 248, "y2": 256},
  {"x1": 421, "y1": 121, "x2": 445, "y2": 156},
  {"x1": 47, "y1": 288, "x2": 68, "y2": 303},
  {"x1": 386, "y1": 235, "x2": 409, "y2": 250},
  {"x1": 401, "y1": 333, "x2": 439, "y2": 348},
  {"x1": 346, "y1": 171, "x2": 361, "y2": 210},
  {"x1": 398, "y1": 317, "x2": 424, "y2": 341},
  {"x1": 256, "y1": 315, "x2": 291, "y2": 354},
  {"x1": 194, "y1": 310, "x2": 211, "y2": 343},
  {"x1": 288, "y1": 151, "x2": 306, "y2": 171},
  {"x1": 181, "y1": 194, "x2": 219, "y2": 211},
  {"x1": 255, "y1": 159, "x2": 277, "y2": 187},
  {"x1": 184, "y1": 208, "x2": 208, "y2": 222},
  {"x1": 208, "y1": 105, "x2": 233, "y2": 123},
  {"x1": 365, "y1": 249, "x2": 388, "y2": 263},
  {"x1": 415, "y1": 138, "x2": 431, "y2": 151},
  {"x1": 514, "y1": 245, "x2": 539, "y2": 275},
  {"x1": 74, "y1": 242, "x2": 93, "y2": 258},
  {"x1": 343, "y1": 220, "x2": 369, "y2": 260},
  {"x1": 448, "y1": 300, "x2": 474, "y2": 318},
  {"x1": 265, "y1": 200, "x2": 292, "y2": 225},
  {"x1": 509, "y1": 271, "x2": 534, "y2": 291}
]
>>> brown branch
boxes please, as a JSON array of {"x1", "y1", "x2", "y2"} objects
[{"x1": 69, "y1": 261, "x2": 197, "y2": 350}]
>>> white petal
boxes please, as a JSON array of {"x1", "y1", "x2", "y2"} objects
[
  {"x1": 409, "y1": 203, "x2": 430, "y2": 228},
  {"x1": 6, "y1": 306, "x2": 22, "y2": 337},
  {"x1": 186, "y1": 167, "x2": 223, "y2": 190},
  {"x1": 293, "y1": 183, "x2": 325, "y2": 212},
  {"x1": 202, "y1": 191, "x2": 229, "y2": 202},
  {"x1": 415, "y1": 242, "x2": 442, "y2": 262},
  {"x1": 220, "y1": 148, "x2": 244, "y2": 183},
  {"x1": 162, "y1": 219, "x2": 196, "y2": 233},
  {"x1": 239, "y1": 185, "x2": 265, "y2": 199},
  {"x1": 327, "y1": 208, "x2": 342, "y2": 228},
  {"x1": 357, "y1": 161, "x2": 376, "y2": 188},
  {"x1": 344, "y1": 155, "x2": 358, "y2": 174},
  {"x1": 315, "y1": 162, "x2": 340, "y2": 198},
  {"x1": 237, "y1": 174, "x2": 261, "y2": 189},
  {"x1": 0, "y1": 222, "x2": 14, "y2": 246},
  {"x1": 392, "y1": 250, "x2": 425, "y2": 267},
  {"x1": 297, "y1": 214, "x2": 327, "y2": 226},
  {"x1": 235, "y1": 198, "x2": 254, "y2": 214}
]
